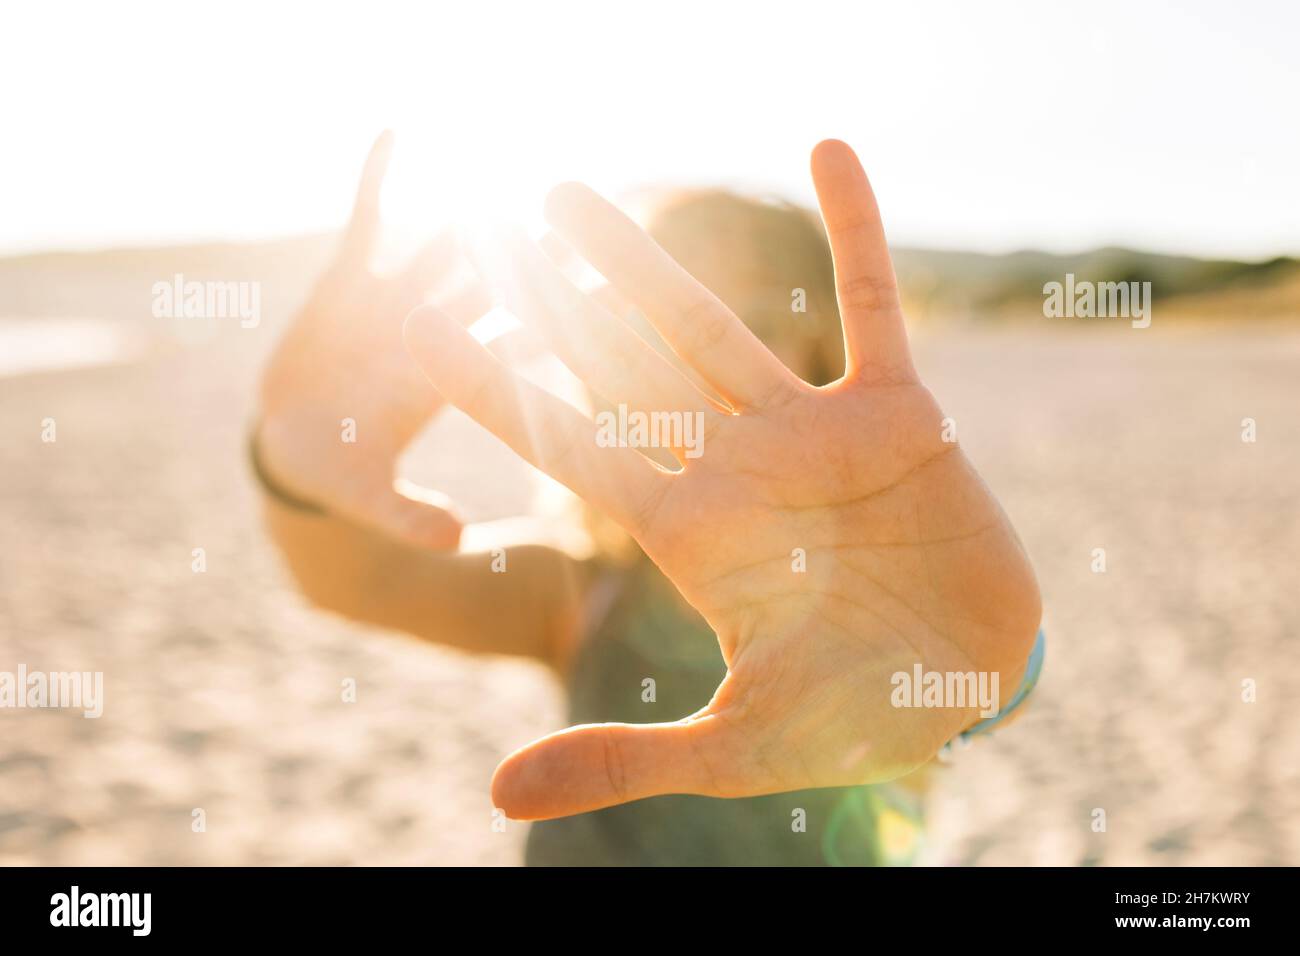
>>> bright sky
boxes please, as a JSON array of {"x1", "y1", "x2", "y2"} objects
[{"x1": 5, "y1": 0, "x2": 1298, "y2": 259}]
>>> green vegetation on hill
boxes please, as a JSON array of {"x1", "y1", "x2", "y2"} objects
[
  {"x1": 1, "y1": 236, "x2": 1295, "y2": 324},
  {"x1": 892, "y1": 247, "x2": 1300, "y2": 319}
]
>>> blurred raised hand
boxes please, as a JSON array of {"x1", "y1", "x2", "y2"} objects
[
  {"x1": 259, "y1": 132, "x2": 486, "y2": 548},
  {"x1": 403, "y1": 140, "x2": 1042, "y2": 820}
]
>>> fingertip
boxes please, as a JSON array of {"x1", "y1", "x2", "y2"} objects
[
  {"x1": 537, "y1": 229, "x2": 567, "y2": 258},
  {"x1": 365, "y1": 130, "x2": 396, "y2": 172},
  {"x1": 490, "y1": 729, "x2": 601, "y2": 821},
  {"x1": 402, "y1": 304, "x2": 455, "y2": 356},
  {"x1": 374, "y1": 487, "x2": 464, "y2": 551},
  {"x1": 811, "y1": 138, "x2": 859, "y2": 174},
  {"x1": 410, "y1": 508, "x2": 463, "y2": 551},
  {"x1": 429, "y1": 513, "x2": 463, "y2": 550},
  {"x1": 489, "y1": 749, "x2": 535, "y2": 820},
  {"x1": 402, "y1": 303, "x2": 434, "y2": 336},
  {"x1": 543, "y1": 180, "x2": 598, "y2": 227}
]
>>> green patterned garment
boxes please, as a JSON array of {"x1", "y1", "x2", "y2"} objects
[{"x1": 524, "y1": 564, "x2": 923, "y2": 866}]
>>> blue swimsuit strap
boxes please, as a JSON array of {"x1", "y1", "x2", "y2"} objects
[{"x1": 953, "y1": 626, "x2": 1046, "y2": 744}]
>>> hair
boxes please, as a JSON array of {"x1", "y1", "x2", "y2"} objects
[
  {"x1": 642, "y1": 189, "x2": 844, "y2": 386},
  {"x1": 583, "y1": 189, "x2": 845, "y2": 566}
]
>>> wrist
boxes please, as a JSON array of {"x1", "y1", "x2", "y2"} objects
[
  {"x1": 941, "y1": 626, "x2": 1045, "y2": 758},
  {"x1": 248, "y1": 419, "x2": 328, "y2": 515}
]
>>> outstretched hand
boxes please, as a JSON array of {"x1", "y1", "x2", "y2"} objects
[
  {"x1": 404, "y1": 140, "x2": 1041, "y2": 820},
  {"x1": 260, "y1": 132, "x2": 484, "y2": 548}
]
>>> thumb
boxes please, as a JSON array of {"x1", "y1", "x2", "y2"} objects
[
  {"x1": 339, "y1": 130, "x2": 394, "y2": 268},
  {"x1": 342, "y1": 481, "x2": 462, "y2": 551},
  {"x1": 491, "y1": 717, "x2": 732, "y2": 820}
]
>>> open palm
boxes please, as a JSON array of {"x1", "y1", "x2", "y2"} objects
[{"x1": 404, "y1": 140, "x2": 1041, "y2": 820}]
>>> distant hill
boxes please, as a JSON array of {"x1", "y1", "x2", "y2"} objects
[
  {"x1": 1, "y1": 235, "x2": 1296, "y2": 325},
  {"x1": 891, "y1": 247, "x2": 1300, "y2": 321},
  {"x1": 0, "y1": 235, "x2": 337, "y2": 323}
]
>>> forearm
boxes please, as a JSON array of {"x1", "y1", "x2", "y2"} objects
[{"x1": 262, "y1": 493, "x2": 584, "y2": 667}]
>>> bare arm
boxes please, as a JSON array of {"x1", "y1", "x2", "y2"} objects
[{"x1": 262, "y1": 490, "x2": 588, "y2": 666}]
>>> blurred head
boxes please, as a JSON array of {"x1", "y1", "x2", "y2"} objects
[
  {"x1": 582, "y1": 188, "x2": 846, "y2": 565},
  {"x1": 643, "y1": 189, "x2": 844, "y2": 387}
]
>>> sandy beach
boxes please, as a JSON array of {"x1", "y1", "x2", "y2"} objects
[{"x1": 1, "y1": 248, "x2": 1297, "y2": 865}]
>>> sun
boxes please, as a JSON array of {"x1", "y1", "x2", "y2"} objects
[{"x1": 375, "y1": 127, "x2": 553, "y2": 255}]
